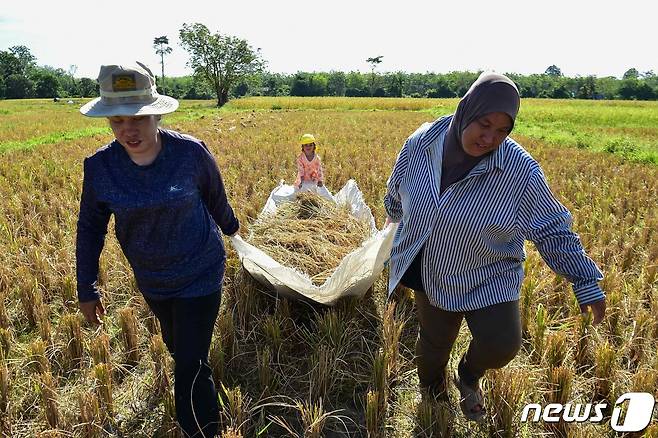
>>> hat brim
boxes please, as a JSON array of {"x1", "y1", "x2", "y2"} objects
[{"x1": 79, "y1": 95, "x2": 179, "y2": 117}]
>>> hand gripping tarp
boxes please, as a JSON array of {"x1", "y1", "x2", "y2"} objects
[{"x1": 230, "y1": 179, "x2": 397, "y2": 306}]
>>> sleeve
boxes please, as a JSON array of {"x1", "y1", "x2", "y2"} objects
[
  {"x1": 383, "y1": 138, "x2": 410, "y2": 222},
  {"x1": 316, "y1": 156, "x2": 324, "y2": 183},
  {"x1": 518, "y1": 168, "x2": 604, "y2": 305},
  {"x1": 294, "y1": 154, "x2": 304, "y2": 186},
  {"x1": 197, "y1": 142, "x2": 240, "y2": 236},
  {"x1": 76, "y1": 158, "x2": 111, "y2": 302}
]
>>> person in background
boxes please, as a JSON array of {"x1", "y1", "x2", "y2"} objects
[
  {"x1": 294, "y1": 133, "x2": 332, "y2": 198},
  {"x1": 76, "y1": 61, "x2": 238, "y2": 437},
  {"x1": 383, "y1": 71, "x2": 606, "y2": 422}
]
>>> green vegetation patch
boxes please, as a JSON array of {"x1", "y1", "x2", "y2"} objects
[
  {"x1": 426, "y1": 98, "x2": 658, "y2": 163},
  {"x1": 2, "y1": 97, "x2": 658, "y2": 164}
]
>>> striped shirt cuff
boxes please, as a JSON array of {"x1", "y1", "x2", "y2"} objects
[
  {"x1": 384, "y1": 194, "x2": 403, "y2": 222},
  {"x1": 573, "y1": 281, "x2": 605, "y2": 305}
]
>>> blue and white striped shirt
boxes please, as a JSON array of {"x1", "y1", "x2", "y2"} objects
[{"x1": 384, "y1": 115, "x2": 604, "y2": 311}]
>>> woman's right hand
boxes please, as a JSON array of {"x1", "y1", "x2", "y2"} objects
[
  {"x1": 580, "y1": 298, "x2": 606, "y2": 325},
  {"x1": 79, "y1": 298, "x2": 105, "y2": 325}
]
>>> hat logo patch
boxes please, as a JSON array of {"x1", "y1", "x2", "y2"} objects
[{"x1": 112, "y1": 74, "x2": 137, "y2": 91}]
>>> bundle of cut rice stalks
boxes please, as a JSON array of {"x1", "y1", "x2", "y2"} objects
[{"x1": 247, "y1": 192, "x2": 372, "y2": 286}]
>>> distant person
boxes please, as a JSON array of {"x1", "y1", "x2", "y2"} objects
[
  {"x1": 76, "y1": 62, "x2": 239, "y2": 437},
  {"x1": 294, "y1": 133, "x2": 333, "y2": 200},
  {"x1": 383, "y1": 72, "x2": 606, "y2": 422}
]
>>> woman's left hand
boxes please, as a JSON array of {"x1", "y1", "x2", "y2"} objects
[{"x1": 580, "y1": 298, "x2": 606, "y2": 325}]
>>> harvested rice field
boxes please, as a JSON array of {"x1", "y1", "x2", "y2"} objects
[{"x1": 0, "y1": 97, "x2": 657, "y2": 437}]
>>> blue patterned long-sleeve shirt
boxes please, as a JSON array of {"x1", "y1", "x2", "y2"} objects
[
  {"x1": 384, "y1": 116, "x2": 604, "y2": 311},
  {"x1": 76, "y1": 129, "x2": 239, "y2": 302}
]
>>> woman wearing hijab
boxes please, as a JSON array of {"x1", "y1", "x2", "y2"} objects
[
  {"x1": 383, "y1": 72, "x2": 606, "y2": 421},
  {"x1": 77, "y1": 62, "x2": 238, "y2": 436}
]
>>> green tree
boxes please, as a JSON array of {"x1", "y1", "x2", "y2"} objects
[
  {"x1": 153, "y1": 36, "x2": 173, "y2": 92},
  {"x1": 622, "y1": 68, "x2": 639, "y2": 80},
  {"x1": 576, "y1": 75, "x2": 597, "y2": 99},
  {"x1": 403, "y1": 72, "x2": 427, "y2": 97},
  {"x1": 595, "y1": 76, "x2": 619, "y2": 99},
  {"x1": 290, "y1": 72, "x2": 327, "y2": 96},
  {"x1": 366, "y1": 55, "x2": 383, "y2": 96},
  {"x1": 385, "y1": 72, "x2": 405, "y2": 97},
  {"x1": 545, "y1": 65, "x2": 563, "y2": 77},
  {"x1": 642, "y1": 71, "x2": 658, "y2": 95},
  {"x1": 635, "y1": 82, "x2": 656, "y2": 100},
  {"x1": 260, "y1": 72, "x2": 289, "y2": 96},
  {"x1": 327, "y1": 71, "x2": 346, "y2": 96},
  {"x1": 8, "y1": 45, "x2": 36, "y2": 75},
  {"x1": 4, "y1": 74, "x2": 34, "y2": 98},
  {"x1": 230, "y1": 73, "x2": 261, "y2": 98},
  {"x1": 345, "y1": 71, "x2": 368, "y2": 97},
  {"x1": 549, "y1": 80, "x2": 572, "y2": 98},
  {"x1": 32, "y1": 69, "x2": 61, "y2": 98},
  {"x1": 179, "y1": 23, "x2": 265, "y2": 107},
  {"x1": 619, "y1": 78, "x2": 655, "y2": 100},
  {"x1": 77, "y1": 77, "x2": 98, "y2": 97},
  {"x1": 58, "y1": 65, "x2": 79, "y2": 97},
  {"x1": 0, "y1": 51, "x2": 22, "y2": 79},
  {"x1": 446, "y1": 71, "x2": 479, "y2": 96},
  {"x1": 426, "y1": 77, "x2": 453, "y2": 98}
]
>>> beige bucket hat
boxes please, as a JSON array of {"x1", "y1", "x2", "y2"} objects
[{"x1": 80, "y1": 61, "x2": 179, "y2": 117}]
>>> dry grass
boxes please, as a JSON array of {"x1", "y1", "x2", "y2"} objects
[
  {"x1": 247, "y1": 192, "x2": 372, "y2": 285},
  {"x1": 29, "y1": 339, "x2": 50, "y2": 375},
  {"x1": 118, "y1": 307, "x2": 140, "y2": 367},
  {"x1": 58, "y1": 312, "x2": 83, "y2": 373},
  {"x1": 1, "y1": 359, "x2": 10, "y2": 416},
  {"x1": 92, "y1": 363, "x2": 113, "y2": 419},
  {"x1": 89, "y1": 331, "x2": 111, "y2": 366},
  {"x1": 39, "y1": 372, "x2": 60, "y2": 430},
  {"x1": 149, "y1": 334, "x2": 171, "y2": 397},
  {"x1": 226, "y1": 96, "x2": 451, "y2": 112},
  {"x1": 415, "y1": 397, "x2": 454, "y2": 438},
  {"x1": 77, "y1": 391, "x2": 101, "y2": 438}
]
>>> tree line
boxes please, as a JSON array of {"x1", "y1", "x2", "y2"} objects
[
  {"x1": 217, "y1": 67, "x2": 658, "y2": 101},
  {"x1": 0, "y1": 46, "x2": 97, "y2": 100},
  {"x1": 2, "y1": 37, "x2": 657, "y2": 103}
]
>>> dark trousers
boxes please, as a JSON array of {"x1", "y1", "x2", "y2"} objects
[
  {"x1": 144, "y1": 291, "x2": 221, "y2": 438},
  {"x1": 414, "y1": 289, "x2": 521, "y2": 392}
]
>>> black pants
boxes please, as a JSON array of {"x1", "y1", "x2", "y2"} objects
[
  {"x1": 414, "y1": 289, "x2": 521, "y2": 391},
  {"x1": 144, "y1": 290, "x2": 221, "y2": 438}
]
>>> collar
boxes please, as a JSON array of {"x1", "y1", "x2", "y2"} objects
[{"x1": 487, "y1": 139, "x2": 508, "y2": 172}]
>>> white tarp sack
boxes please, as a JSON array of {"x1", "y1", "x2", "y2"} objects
[
  {"x1": 230, "y1": 179, "x2": 397, "y2": 306},
  {"x1": 267, "y1": 180, "x2": 335, "y2": 207}
]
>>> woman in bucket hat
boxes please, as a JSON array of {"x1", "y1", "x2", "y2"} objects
[{"x1": 77, "y1": 62, "x2": 238, "y2": 436}]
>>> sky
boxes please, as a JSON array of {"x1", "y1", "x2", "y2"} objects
[{"x1": 0, "y1": 0, "x2": 655, "y2": 80}]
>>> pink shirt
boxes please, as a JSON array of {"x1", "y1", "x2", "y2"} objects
[{"x1": 295, "y1": 152, "x2": 324, "y2": 186}]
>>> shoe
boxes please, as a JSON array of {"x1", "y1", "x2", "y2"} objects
[{"x1": 453, "y1": 370, "x2": 486, "y2": 422}]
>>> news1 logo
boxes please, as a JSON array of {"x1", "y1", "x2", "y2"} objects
[{"x1": 521, "y1": 392, "x2": 656, "y2": 432}]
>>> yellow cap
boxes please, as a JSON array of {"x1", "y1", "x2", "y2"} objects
[{"x1": 300, "y1": 134, "x2": 316, "y2": 145}]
